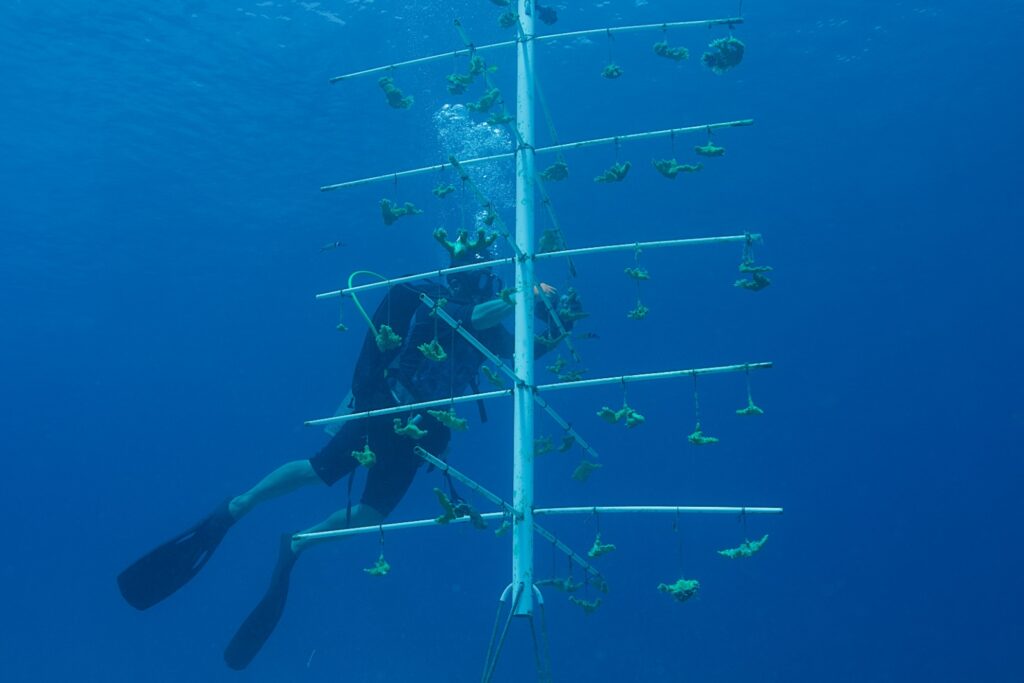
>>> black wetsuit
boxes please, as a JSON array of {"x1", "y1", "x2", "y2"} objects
[{"x1": 308, "y1": 291, "x2": 518, "y2": 516}]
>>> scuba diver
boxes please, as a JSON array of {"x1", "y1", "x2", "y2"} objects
[{"x1": 116, "y1": 230, "x2": 580, "y2": 670}]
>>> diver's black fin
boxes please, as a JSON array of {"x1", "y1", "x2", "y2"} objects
[
  {"x1": 117, "y1": 498, "x2": 236, "y2": 611},
  {"x1": 223, "y1": 533, "x2": 299, "y2": 671}
]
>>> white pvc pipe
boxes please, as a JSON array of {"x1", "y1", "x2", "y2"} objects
[
  {"x1": 304, "y1": 362, "x2": 772, "y2": 428},
  {"x1": 304, "y1": 389, "x2": 511, "y2": 428},
  {"x1": 421, "y1": 292, "x2": 603, "y2": 462},
  {"x1": 315, "y1": 234, "x2": 761, "y2": 300},
  {"x1": 535, "y1": 506, "x2": 784, "y2": 516},
  {"x1": 292, "y1": 504, "x2": 781, "y2": 542},
  {"x1": 327, "y1": 17, "x2": 744, "y2": 83},
  {"x1": 315, "y1": 257, "x2": 513, "y2": 301},
  {"x1": 533, "y1": 234, "x2": 761, "y2": 261},
  {"x1": 512, "y1": 0, "x2": 538, "y2": 614},
  {"x1": 535, "y1": 363, "x2": 773, "y2": 393},
  {"x1": 320, "y1": 120, "x2": 753, "y2": 192}
]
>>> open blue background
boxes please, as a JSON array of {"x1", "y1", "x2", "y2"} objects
[{"x1": 2, "y1": 1, "x2": 1021, "y2": 681}]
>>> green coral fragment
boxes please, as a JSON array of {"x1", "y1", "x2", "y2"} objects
[
  {"x1": 535, "y1": 331, "x2": 568, "y2": 349},
  {"x1": 468, "y1": 54, "x2": 491, "y2": 76},
  {"x1": 418, "y1": 338, "x2": 448, "y2": 362},
  {"x1": 734, "y1": 271, "x2": 771, "y2": 292},
  {"x1": 445, "y1": 72, "x2": 473, "y2": 95},
  {"x1": 702, "y1": 36, "x2": 745, "y2": 74},
  {"x1": 335, "y1": 322, "x2": 348, "y2": 332},
  {"x1": 587, "y1": 533, "x2": 616, "y2": 559},
  {"x1": 694, "y1": 142, "x2": 726, "y2": 157},
  {"x1": 572, "y1": 460, "x2": 602, "y2": 482},
  {"x1": 595, "y1": 161, "x2": 631, "y2": 183},
  {"x1": 432, "y1": 487, "x2": 487, "y2": 529},
  {"x1": 600, "y1": 403, "x2": 645, "y2": 428},
  {"x1": 498, "y1": 11, "x2": 517, "y2": 28},
  {"x1": 569, "y1": 596, "x2": 602, "y2": 614},
  {"x1": 624, "y1": 266, "x2": 650, "y2": 281},
  {"x1": 486, "y1": 112, "x2": 514, "y2": 125},
  {"x1": 623, "y1": 407, "x2": 645, "y2": 429},
  {"x1": 433, "y1": 227, "x2": 499, "y2": 263},
  {"x1": 481, "y1": 365, "x2": 504, "y2": 388},
  {"x1": 601, "y1": 63, "x2": 624, "y2": 79},
  {"x1": 446, "y1": 54, "x2": 496, "y2": 95},
  {"x1": 718, "y1": 534, "x2": 769, "y2": 559},
  {"x1": 736, "y1": 398, "x2": 764, "y2": 416},
  {"x1": 433, "y1": 487, "x2": 459, "y2": 524},
  {"x1": 653, "y1": 158, "x2": 703, "y2": 179},
  {"x1": 427, "y1": 297, "x2": 448, "y2": 317},
  {"x1": 351, "y1": 444, "x2": 376, "y2": 468},
  {"x1": 658, "y1": 577, "x2": 700, "y2": 603},
  {"x1": 375, "y1": 324, "x2": 402, "y2": 352},
  {"x1": 653, "y1": 40, "x2": 690, "y2": 61},
  {"x1": 534, "y1": 435, "x2": 555, "y2": 456},
  {"x1": 687, "y1": 422, "x2": 719, "y2": 445},
  {"x1": 427, "y1": 408, "x2": 468, "y2": 431},
  {"x1": 364, "y1": 553, "x2": 391, "y2": 576},
  {"x1": 627, "y1": 303, "x2": 649, "y2": 320},
  {"x1": 558, "y1": 369, "x2": 586, "y2": 382},
  {"x1": 558, "y1": 434, "x2": 576, "y2": 452},
  {"x1": 538, "y1": 227, "x2": 567, "y2": 253},
  {"x1": 378, "y1": 76, "x2": 414, "y2": 109},
  {"x1": 467, "y1": 87, "x2": 501, "y2": 113},
  {"x1": 380, "y1": 198, "x2": 423, "y2": 226},
  {"x1": 393, "y1": 417, "x2": 429, "y2": 440},
  {"x1": 540, "y1": 160, "x2": 569, "y2": 181},
  {"x1": 432, "y1": 183, "x2": 456, "y2": 198},
  {"x1": 494, "y1": 518, "x2": 512, "y2": 536},
  {"x1": 546, "y1": 356, "x2": 567, "y2": 375},
  {"x1": 739, "y1": 260, "x2": 773, "y2": 274}
]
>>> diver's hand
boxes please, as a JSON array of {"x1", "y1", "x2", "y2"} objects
[
  {"x1": 555, "y1": 288, "x2": 585, "y2": 330},
  {"x1": 533, "y1": 282, "x2": 557, "y2": 297}
]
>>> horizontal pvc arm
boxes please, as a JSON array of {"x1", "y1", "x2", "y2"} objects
[
  {"x1": 320, "y1": 120, "x2": 753, "y2": 192},
  {"x1": 328, "y1": 17, "x2": 744, "y2": 83},
  {"x1": 304, "y1": 388, "x2": 512, "y2": 429},
  {"x1": 292, "y1": 505, "x2": 782, "y2": 542},
  {"x1": 536, "y1": 506, "x2": 784, "y2": 516},
  {"x1": 316, "y1": 234, "x2": 760, "y2": 300},
  {"x1": 304, "y1": 362, "x2": 771, "y2": 428}
]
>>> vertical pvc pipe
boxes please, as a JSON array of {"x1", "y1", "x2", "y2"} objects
[{"x1": 512, "y1": 0, "x2": 536, "y2": 616}]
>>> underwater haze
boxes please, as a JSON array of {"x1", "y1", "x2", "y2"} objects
[{"x1": 2, "y1": 0, "x2": 1022, "y2": 681}]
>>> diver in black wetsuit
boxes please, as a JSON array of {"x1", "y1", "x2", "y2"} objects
[{"x1": 117, "y1": 255, "x2": 578, "y2": 670}]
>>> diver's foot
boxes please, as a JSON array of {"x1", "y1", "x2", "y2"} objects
[
  {"x1": 117, "y1": 497, "x2": 237, "y2": 610},
  {"x1": 223, "y1": 533, "x2": 298, "y2": 670}
]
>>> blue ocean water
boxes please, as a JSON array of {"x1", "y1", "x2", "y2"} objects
[{"x1": 2, "y1": 0, "x2": 1022, "y2": 681}]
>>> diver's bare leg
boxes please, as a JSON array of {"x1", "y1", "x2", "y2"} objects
[
  {"x1": 291, "y1": 503, "x2": 384, "y2": 554},
  {"x1": 229, "y1": 460, "x2": 322, "y2": 520}
]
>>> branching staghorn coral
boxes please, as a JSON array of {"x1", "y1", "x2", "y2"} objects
[
  {"x1": 378, "y1": 76, "x2": 414, "y2": 108},
  {"x1": 718, "y1": 534, "x2": 769, "y2": 559},
  {"x1": 351, "y1": 444, "x2": 377, "y2": 468}
]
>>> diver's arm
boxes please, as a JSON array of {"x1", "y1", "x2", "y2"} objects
[
  {"x1": 471, "y1": 299, "x2": 514, "y2": 329},
  {"x1": 471, "y1": 283, "x2": 558, "y2": 330}
]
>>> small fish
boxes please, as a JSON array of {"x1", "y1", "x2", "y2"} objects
[{"x1": 319, "y1": 241, "x2": 345, "y2": 252}]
